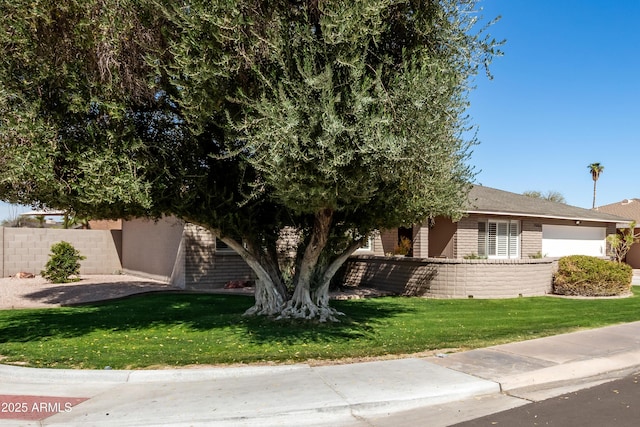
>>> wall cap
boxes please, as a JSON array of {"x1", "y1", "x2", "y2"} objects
[{"x1": 349, "y1": 255, "x2": 554, "y2": 265}]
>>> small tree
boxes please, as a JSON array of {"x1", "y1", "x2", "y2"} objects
[
  {"x1": 608, "y1": 221, "x2": 640, "y2": 263},
  {"x1": 41, "y1": 241, "x2": 86, "y2": 283}
]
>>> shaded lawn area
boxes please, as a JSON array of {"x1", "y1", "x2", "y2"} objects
[{"x1": 2, "y1": 288, "x2": 640, "y2": 369}]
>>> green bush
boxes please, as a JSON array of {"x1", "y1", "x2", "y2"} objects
[
  {"x1": 553, "y1": 255, "x2": 632, "y2": 296},
  {"x1": 41, "y1": 241, "x2": 86, "y2": 283}
]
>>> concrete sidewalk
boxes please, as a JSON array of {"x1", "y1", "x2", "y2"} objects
[{"x1": 2, "y1": 321, "x2": 640, "y2": 426}]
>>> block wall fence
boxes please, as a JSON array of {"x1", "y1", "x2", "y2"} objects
[
  {"x1": 0, "y1": 227, "x2": 122, "y2": 277},
  {"x1": 340, "y1": 255, "x2": 555, "y2": 298}
]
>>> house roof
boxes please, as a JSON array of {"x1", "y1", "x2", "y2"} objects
[
  {"x1": 466, "y1": 185, "x2": 632, "y2": 224},
  {"x1": 596, "y1": 199, "x2": 640, "y2": 222},
  {"x1": 19, "y1": 210, "x2": 66, "y2": 216}
]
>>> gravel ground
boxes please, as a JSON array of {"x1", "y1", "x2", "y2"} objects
[{"x1": 0, "y1": 275, "x2": 180, "y2": 309}]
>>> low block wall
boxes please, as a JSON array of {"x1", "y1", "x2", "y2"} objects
[
  {"x1": 341, "y1": 256, "x2": 554, "y2": 298},
  {"x1": 1, "y1": 227, "x2": 122, "y2": 277}
]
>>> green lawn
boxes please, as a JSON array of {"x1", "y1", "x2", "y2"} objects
[{"x1": 2, "y1": 289, "x2": 640, "y2": 369}]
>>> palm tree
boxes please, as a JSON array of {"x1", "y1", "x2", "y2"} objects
[{"x1": 588, "y1": 162, "x2": 604, "y2": 208}]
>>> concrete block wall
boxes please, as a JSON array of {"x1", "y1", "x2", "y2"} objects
[
  {"x1": 341, "y1": 255, "x2": 554, "y2": 299},
  {"x1": 425, "y1": 259, "x2": 553, "y2": 298},
  {"x1": 1, "y1": 227, "x2": 122, "y2": 277}
]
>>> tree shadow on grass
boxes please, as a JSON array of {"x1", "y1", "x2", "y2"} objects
[
  {"x1": 0, "y1": 293, "x2": 414, "y2": 346},
  {"x1": 239, "y1": 297, "x2": 411, "y2": 345},
  {"x1": 18, "y1": 280, "x2": 181, "y2": 307}
]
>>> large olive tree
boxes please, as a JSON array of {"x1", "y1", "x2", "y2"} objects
[{"x1": 0, "y1": 0, "x2": 501, "y2": 320}]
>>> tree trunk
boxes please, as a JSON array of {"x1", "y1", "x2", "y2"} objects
[
  {"x1": 278, "y1": 208, "x2": 335, "y2": 321},
  {"x1": 592, "y1": 179, "x2": 597, "y2": 209},
  {"x1": 311, "y1": 238, "x2": 364, "y2": 321},
  {"x1": 215, "y1": 234, "x2": 286, "y2": 316}
]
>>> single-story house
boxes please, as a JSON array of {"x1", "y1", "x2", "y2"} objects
[
  {"x1": 360, "y1": 185, "x2": 632, "y2": 260},
  {"x1": 117, "y1": 185, "x2": 631, "y2": 297},
  {"x1": 4, "y1": 185, "x2": 629, "y2": 297},
  {"x1": 595, "y1": 198, "x2": 640, "y2": 268},
  {"x1": 340, "y1": 185, "x2": 633, "y2": 298}
]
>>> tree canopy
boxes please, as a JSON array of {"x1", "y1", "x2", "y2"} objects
[
  {"x1": 523, "y1": 190, "x2": 567, "y2": 204},
  {"x1": 0, "y1": 0, "x2": 502, "y2": 320}
]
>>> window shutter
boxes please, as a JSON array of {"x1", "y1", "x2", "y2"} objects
[
  {"x1": 496, "y1": 222, "x2": 508, "y2": 257},
  {"x1": 478, "y1": 221, "x2": 487, "y2": 256},
  {"x1": 508, "y1": 221, "x2": 520, "y2": 258},
  {"x1": 488, "y1": 222, "x2": 497, "y2": 256}
]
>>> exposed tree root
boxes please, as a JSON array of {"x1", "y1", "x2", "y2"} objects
[
  {"x1": 243, "y1": 280, "x2": 285, "y2": 317},
  {"x1": 277, "y1": 291, "x2": 344, "y2": 322}
]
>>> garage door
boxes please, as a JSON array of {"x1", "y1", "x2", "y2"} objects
[{"x1": 542, "y1": 225, "x2": 606, "y2": 257}]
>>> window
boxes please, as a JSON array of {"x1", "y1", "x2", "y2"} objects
[
  {"x1": 215, "y1": 237, "x2": 247, "y2": 252},
  {"x1": 478, "y1": 220, "x2": 520, "y2": 259},
  {"x1": 215, "y1": 238, "x2": 233, "y2": 252},
  {"x1": 355, "y1": 236, "x2": 374, "y2": 253}
]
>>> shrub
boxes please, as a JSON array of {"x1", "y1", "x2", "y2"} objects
[
  {"x1": 553, "y1": 255, "x2": 632, "y2": 297},
  {"x1": 393, "y1": 236, "x2": 412, "y2": 256},
  {"x1": 528, "y1": 251, "x2": 547, "y2": 259},
  {"x1": 41, "y1": 241, "x2": 86, "y2": 283},
  {"x1": 463, "y1": 253, "x2": 487, "y2": 260}
]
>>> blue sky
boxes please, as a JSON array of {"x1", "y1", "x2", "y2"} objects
[
  {"x1": 1, "y1": 0, "x2": 639, "y2": 221},
  {"x1": 467, "y1": 0, "x2": 640, "y2": 209}
]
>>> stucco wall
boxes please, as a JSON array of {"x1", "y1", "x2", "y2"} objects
[
  {"x1": 1, "y1": 227, "x2": 122, "y2": 277},
  {"x1": 341, "y1": 255, "x2": 554, "y2": 299},
  {"x1": 428, "y1": 216, "x2": 456, "y2": 258},
  {"x1": 122, "y1": 217, "x2": 184, "y2": 284}
]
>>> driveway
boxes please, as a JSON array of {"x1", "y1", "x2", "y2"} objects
[
  {"x1": 0, "y1": 275, "x2": 180, "y2": 309},
  {"x1": 0, "y1": 275, "x2": 385, "y2": 310}
]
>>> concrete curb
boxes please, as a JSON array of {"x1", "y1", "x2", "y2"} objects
[
  {"x1": 498, "y1": 350, "x2": 640, "y2": 391},
  {"x1": 0, "y1": 363, "x2": 310, "y2": 384},
  {"x1": 127, "y1": 364, "x2": 309, "y2": 383}
]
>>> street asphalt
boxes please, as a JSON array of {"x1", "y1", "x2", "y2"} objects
[{"x1": 1, "y1": 319, "x2": 640, "y2": 426}]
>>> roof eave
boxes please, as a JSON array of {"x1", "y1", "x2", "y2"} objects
[{"x1": 466, "y1": 210, "x2": 632, "y2": 224}]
